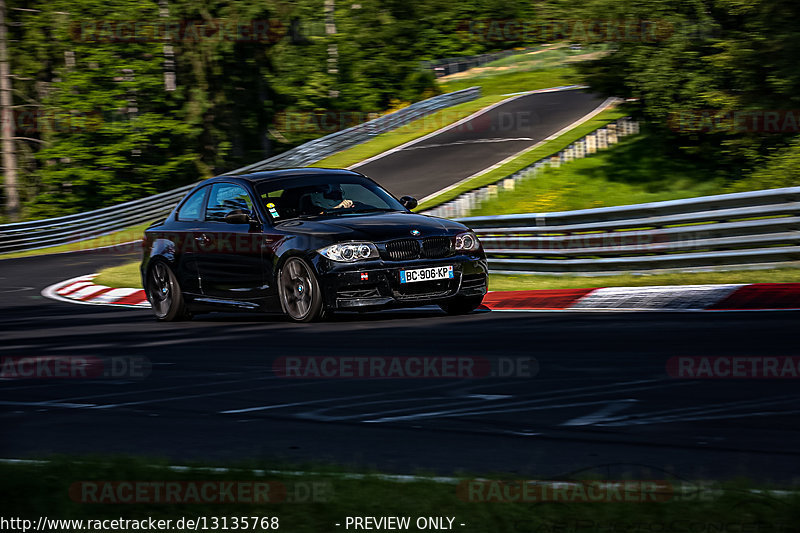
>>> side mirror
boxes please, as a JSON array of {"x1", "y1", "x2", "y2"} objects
[
  {"x1": 400, "y1": 196, "x2": 418, "y2": 210},
  {"x1": 224, "y1": 209, "x2": 255, "y2": 225}
]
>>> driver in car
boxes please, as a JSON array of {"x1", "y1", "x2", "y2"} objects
[{"x1": 309, "y1": 183, "x2": 354, "y2": 212}]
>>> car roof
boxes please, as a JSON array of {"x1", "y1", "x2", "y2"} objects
[{"x1": 217, "y1": 168, "x2": 364, "y2": 184}]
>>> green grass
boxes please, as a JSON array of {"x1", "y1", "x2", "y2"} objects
[
  {"x1": 416, "y1": 107, "x2": 629, "y2": 211},
  {"x1": 489, "y1": 269, "x2": 800, "y2": 291},
  {"x1": 0, "y1": 221, "x2": 152, "y2": 260},
  {"x1": 94, "y1": 260, "x2": 142, "y2": 288},
  {"x1": 313, "y1": 49, "x2": 589, "y2": 170},
  {"x1": 465, "y1": 129, "x2": 729, "y2": 217},
  {"x1": 438, "y1": 64, "x2": 579, "y2": 97},
  {"x1": 311, "y1": 94, "x2": 508, "y2": 169},
  {"x1": 436, "y1": 44, "x2": 609, "y2": 94},
  {"x1": 95, "y1": 259, "x2": 800, "y2": 292},
  {"x1": 0, "y1": 457, "x2": 795, "y2": 531}
]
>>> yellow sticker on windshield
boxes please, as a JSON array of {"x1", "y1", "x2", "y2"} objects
[{"x1": 266, "y1": 202, "x2": 275, "y2": 208}]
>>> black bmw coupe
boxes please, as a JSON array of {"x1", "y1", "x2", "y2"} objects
[{"x1": 141, "y1": 168, "x2": 488, "y2": 322}]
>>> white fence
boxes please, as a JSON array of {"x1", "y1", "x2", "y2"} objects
[{"x1": 424, "y1": 116, "x2": 640, "y2": 219}]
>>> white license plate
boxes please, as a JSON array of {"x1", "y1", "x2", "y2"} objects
[{"x1": 399, "y1": 265, "x2": 454, "y2": 284}]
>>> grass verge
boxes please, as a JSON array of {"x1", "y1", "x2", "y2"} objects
[
  {"x1": 0, "y1": 222, "x2": 151, "y2": 261},
  {"x1": 0, "y1": 457, "x2": 794, "y2": 531},
  {"x1": 415, "y1": 106, "x2": 628, "y2": 210},
  {"x1": 463, "y1": 127, "x2": 731, "y2": 216},
  {"x1": 94, "y1": 260, "x2": 142, "y2": 288},
  {"x1": 312, "y1": 62, "x2": 581, "y2": 170},
  {"x1": 311, "y1": 94, "x2": 508, "y2": 169},
  {"x1": 93, "y1": 260, "x2": 800, "y2": 292},
  {"x1": 438, "y1": 64, "x2": 579, "y2": 97}
]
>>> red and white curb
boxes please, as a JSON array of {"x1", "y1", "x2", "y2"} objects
[
  {"x1": 481, "y1": 283, "x2": 800, "y2": 311},
  {"x1": 42, "y1": 275, "x2": 800, "y2": 312},
  {"x1": 42, "y1": 275, "x2": 149, "y2": 308}
]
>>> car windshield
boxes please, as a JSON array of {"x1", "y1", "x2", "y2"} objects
[{"x1": 255, "y1": 174, "x2": 406, "y2": 221}]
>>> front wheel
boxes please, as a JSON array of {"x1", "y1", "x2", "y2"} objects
[
  {"x1": 145, "y1": 261, "x2": 191, "y2": 321},
  {"x1": 277, "y1": 257, "x2": 326, "y2": 322},
  {"x1": 438, "y1": 295, "x2": 484, "y2": 316}
]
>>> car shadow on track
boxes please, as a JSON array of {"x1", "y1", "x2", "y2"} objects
[{"x1": 192, "y1": 306, "x2": 492, "y2": 324}]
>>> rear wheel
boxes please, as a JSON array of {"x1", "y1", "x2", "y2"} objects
[
  {"x1": 439, "y1": 295, "x2": 484, "y2": 315},
  {"x1": 278, "y1": 257, "x2": 325, "y2": 322},
  {"x1": 145, "y1": 261, "x2": 191, "y2": 321}
]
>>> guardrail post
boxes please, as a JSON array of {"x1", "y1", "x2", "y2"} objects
[
  {"x1": 502, "y1": 178, "x2": 515, "y2": 191},
  {"x1": 607, "y1": 123, "x2": 618, "y2": 145},
  {"x1": 455, "y1": 197, "x2": 467, "y2": 218},
  {"x1": 586, "y1": 132, "x2": 597, "y2": 154},
  {"x1": 618, "y1": 118, "x2": 631, "y2": 137},
  {"x1": 575, "y1": 139, "x2": 586, "y2": 159},
  {"x1": 596, "y1": 128, "x2": 608, "y2": 150}
]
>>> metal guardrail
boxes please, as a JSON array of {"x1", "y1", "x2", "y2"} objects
[
  {"x1": 455, "y1": 187, "x2": 800, "y2": 275},
  {"x1": 421, "y1": 48, "x2": 537, "y2": 78},
  {"x1": 233, "y1": 86, "x2": 480, "y2": 173},
  {"x1": 0, "y1": 87, "x2": 480, "y2": 254}
]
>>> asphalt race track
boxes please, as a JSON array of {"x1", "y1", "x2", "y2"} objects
[
  {"x1": 1, "y1": 249, "x2": 799, "y2": 484},
  {"x1": 353, "y1": 89, "x2": 607, "y2": 199}
]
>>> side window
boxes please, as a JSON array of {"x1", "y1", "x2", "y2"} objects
[
  {"x1": 176, "y1": 187, "x2": 208, "y2": 222},
  {"x1": 205, "y1": 183, "x2": 254, "y2": 223}
]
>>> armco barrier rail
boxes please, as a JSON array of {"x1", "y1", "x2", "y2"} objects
[
  {"x1": 421, "y1": 48, "x2": 537, "y2": 78},
  {"x1": 0, "y1": 87, "x2": 480, "y2": 254},
  {"x1": 235, "y1": 86, "x2": 480, "y2": 173},
  {"x1": 455, "y1": 187, "x2": 800, "y2": 275}
]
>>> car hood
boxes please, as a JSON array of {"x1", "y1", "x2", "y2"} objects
[{"x1": 274, "y1": 211, "x2": 469, "y2": 241}]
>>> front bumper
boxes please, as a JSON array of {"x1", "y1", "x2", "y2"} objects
[{"x1": 315, "y1": 254, "x2": 488, "y2": 309}]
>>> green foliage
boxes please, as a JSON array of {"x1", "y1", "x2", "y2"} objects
[
  {"x1": 30, "y1": 3, "x2": 198, "y2": 215},
  {"x1": 565, "y1": 0, "x2": 800, "y2": 189},
  {"x1": 8, "y1": 0, "x2": 547, "y2": 220},
  {"x1": 728, "y1": 136, "x2": 800, "y2": 191},
  {"x1": 466, "y1": 129, "x2": 727, "y2": 217}
]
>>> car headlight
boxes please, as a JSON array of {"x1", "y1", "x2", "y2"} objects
[
  {"x1": 455, "y1": 231, "x2": 480, "y2": 252},
  {"x1": 318, "y1": 242, "x2": 379, "y2": 262}
]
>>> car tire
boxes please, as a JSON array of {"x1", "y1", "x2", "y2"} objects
[
  {"x1": 438, "y1": 295, "x2": 484, "y2": 315},
  {"x1": 145, "y1": 261, "x2": 191, "y2": 322},
  {"x1": 278, "y1": 257, "x2": 326, "y2": 322}
]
